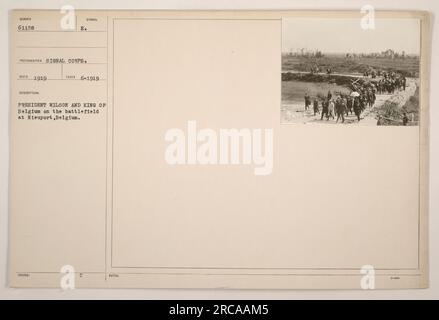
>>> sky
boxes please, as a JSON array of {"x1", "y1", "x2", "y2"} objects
[{"x1": 282, "y1": 18, "x2": 420, "y2": 55}]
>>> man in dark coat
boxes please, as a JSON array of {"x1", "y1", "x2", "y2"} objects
[
  {"x1": 304, "y1": 93, "x2": 311, "y2": 111},
  {"x1": 403, "y1": 113, "x2": 409, "y2": 126},
  {"x1": 335, "y1": 96, "x2": 346, "y2": 123},
  {"x1": 320, "y1": 99, "x2": 329, "y2": 120},
  {"x1": 377, "y1": 115, "x2": 384, "y2": 126},
  {"x1": 335, "y1": 96, "x2": 345, "y2": 123},
  {"x1": 353, "y1": 97, "x2": 362, "y2": 122},
  {"x1": 346, "y1": 97, "x2": 353, "y2": 115},
  {"x1": 313, "y1": 98, "x2": 319, "y2": 116}
]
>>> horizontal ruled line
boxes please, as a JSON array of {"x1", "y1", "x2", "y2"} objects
[
  {"x1": 15, "y1": 271, "x2": 422, "y2": 277},
  {"x1": 17, "y1": 46, "x2": 107, "y2": 49},
  {"x1": 17, "y1": 79, "x2": 107, "y2": 81},
  {"x1": 17, "y1": 30, "x2": 107, "y2": 33},
  {"x1": 16, "y1": 62, "x2": 107, "y2": 65}
]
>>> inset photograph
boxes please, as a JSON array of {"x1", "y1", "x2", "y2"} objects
[{"x1": 281, "y1": 18, "x2": 420, "y2": 125}]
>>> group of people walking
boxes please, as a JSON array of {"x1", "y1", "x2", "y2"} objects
[
  {"x1": 304, "y1": 89, "x2": 373, "y2": 123},
  {"x1": 375, "y1": 72, "x2": 407, "y2": 94},
  {"x1": 303, "y1": 71, "x2": 408, "y2": 124}
]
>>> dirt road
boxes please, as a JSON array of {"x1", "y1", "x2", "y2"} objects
[{"x1": 356, "y1": 78, "x2": 417, "y2": 126}]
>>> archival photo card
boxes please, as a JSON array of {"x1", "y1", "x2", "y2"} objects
[{"x1": 8, "y1": 10, "x2": 429, "y2": 289}]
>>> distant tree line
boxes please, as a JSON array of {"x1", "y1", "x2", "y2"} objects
[
  {"x1": 285, "y1": 48, "x2": 324, "y2": 58},
  {"x1": 345, "y1": 49, "x2": 416, "y2": 59}
]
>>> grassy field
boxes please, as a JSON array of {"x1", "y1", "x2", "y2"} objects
[{"x1": 282, "y1": 54, "x2": 420, "y2": 78}]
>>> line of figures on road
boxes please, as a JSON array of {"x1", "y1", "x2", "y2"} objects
[
  {"x1": 375, "y1": 72, "x2": 407, "y2": 94},
  {"x1": 304, "y1": 90, "x2": 374, "y2": 123},
  {"x1": 304, "y1": 71, "x2": 408, "y2": 124}
]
